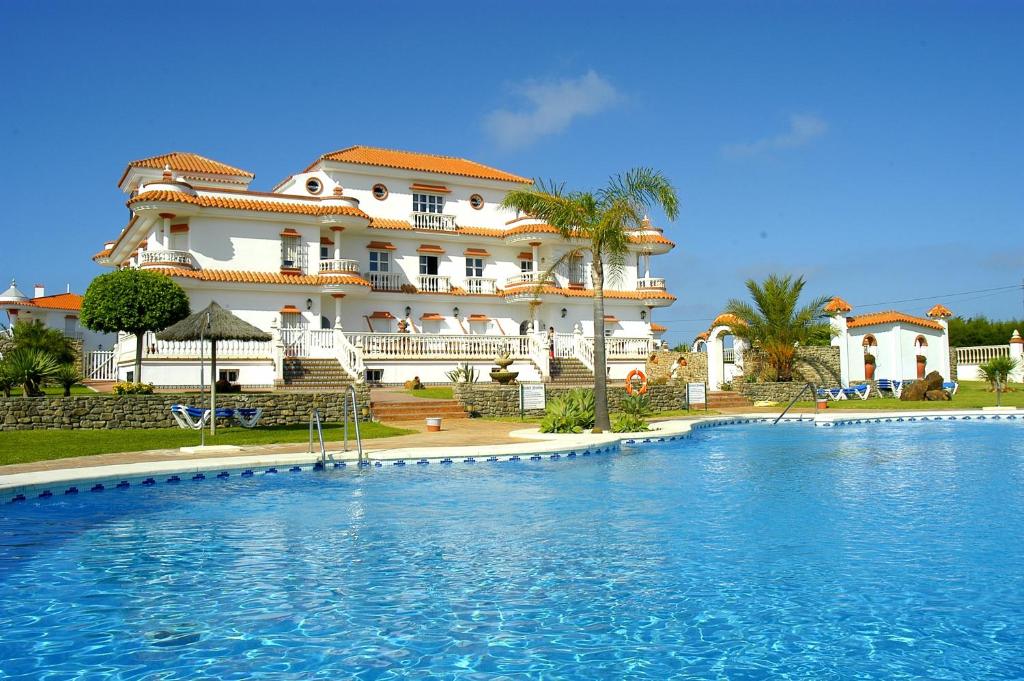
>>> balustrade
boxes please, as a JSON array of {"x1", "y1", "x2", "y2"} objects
[
  {"x1": 410, "y1": 212, "x2": 457, "y2": 231},
  {"x1": 139, "y1": 250, "x2": 194, "y2": 269},
  {"x1": 956, "y1": 345, "x2": 1009, "y2": 365},
  {"x1": 417, "y1": 274, "x2": 452, "y2": 293},
  {"x1": 464, "y1": 277, "x2": 497, "y2": 295},
  {"x1": 365, "y1": 271, "x2": 403, "y2": 291},
  {"x1": 319, "y1": 258, "x2": 361, "y2": 274},
  {"x1": 636, "y1": 277, "x2": 666, "y2": 290}
]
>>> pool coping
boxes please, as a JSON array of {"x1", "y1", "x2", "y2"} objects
[{"x1": 1, "y1": 408, "x2": 1018, "y2": 505}]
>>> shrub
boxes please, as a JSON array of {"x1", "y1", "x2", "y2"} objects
[
  {"x1": 112, "y1": 381, "x2": 155, "y2": 395},
  {"x1": 445, "y1": 363, "x2": 479, "y2": 384},
  {"x1": 3, "y1": 348, "x2": 60, "y2": 396},
  {"x1": 53, "y1": 363, "x2": 83, "y2": 397},
  {"x1": 864, "y1": 353, "x2": 876, "y2": 365},
  {"x1": 612, "y1": 413, "x2": 649, "y2": 433},
  {"x1": 979, "y1": 356, "x2": 1019, "y2": 391},
  {"x1": 539, "y1": 388, "x2": 595, "y2": 433},
  {"x1": 0, "y1": 362, "x2": 17, "y2": 398},
  {"x1": 619, "y1": 393, "x2": 652, "y2": 418},
  {"x1": 12, "y1": 320, "x2": 76, "y2": 364},
  {"x1": 720, "y1": 381, "x2": 733, "y2": 391},
  {"x1": 916, "y1": 354, "x2": 927, "y2": 364}
]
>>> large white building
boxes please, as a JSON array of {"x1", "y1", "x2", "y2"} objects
[
  {"x1": 1, "y1": 280, "x2": 115, "y2": 353},
  {"x1": 92, "y1": 148, "x2": 675, "y2": 387}
]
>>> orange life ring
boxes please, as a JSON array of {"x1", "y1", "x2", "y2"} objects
[{"x1": 625, "y1": 369, "x2": 648, "y2": 396}]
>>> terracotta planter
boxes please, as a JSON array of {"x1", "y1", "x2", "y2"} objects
[
  {"x1": 816, "y1": 398, "x2": 828, "y2": 410},
  {"x1": 916, "y1": 361, "x2": 926, "y2": 379},
  {"x1": 864, "y1": 363, "x2": 876, "y2": 380}
]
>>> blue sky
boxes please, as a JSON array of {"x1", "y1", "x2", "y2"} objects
[{"x1": 2, "y1": 1, "x2": 1022, "y2": 344}]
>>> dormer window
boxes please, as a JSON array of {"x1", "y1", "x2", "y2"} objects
[
  {"x1": 413, "y1": 193, "x2": 444, "y2": 214},
  {"x1": 305, "y1": 178, "x2": 322, "y2": 195}
]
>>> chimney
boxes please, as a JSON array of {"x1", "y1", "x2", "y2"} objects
[{"x1": 33, "y1": 283, "x2": 45, "y2": 298}]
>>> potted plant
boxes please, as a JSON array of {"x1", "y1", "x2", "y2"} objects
[
  {"x1": 864, "y1": 353, "x2": 876, "y2": 380},
  {"x1": 916, "y1": 354, "x2": 927, "y2": 379}
]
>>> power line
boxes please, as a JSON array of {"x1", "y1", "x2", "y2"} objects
[{"x1": 852, "y1": 284, "x2": 1022, "y2": 309}]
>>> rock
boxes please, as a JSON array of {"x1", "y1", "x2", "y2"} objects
[
  {"x1": 925, "y1": 389, "x2": 951, "y2": 401},
  {"x1": 900, "y1": 371, "x2": 945, "y2": 401}
]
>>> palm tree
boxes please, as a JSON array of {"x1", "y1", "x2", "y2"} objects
[
  {"x1": 723, "y1": 274, "x2": 831, "y2": 382},
  {"x1": 501, "y1": 169, "x2": 679, "y2": 431}
]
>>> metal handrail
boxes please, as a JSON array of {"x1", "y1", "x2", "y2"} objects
[
  {"x1": 773, "y1": 382, "x2": 816, "y2": 425},
  {"x1": 342, "y1": 385, "x2": 365, "y2": 464},
  {"x1": 309, "y1": 409, "x2": 327, "y2": 462}
]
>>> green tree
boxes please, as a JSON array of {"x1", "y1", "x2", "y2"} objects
[
  {"x1": 80, "y1": 270, "x2": 190, "y2": 383},
  {"x1": 723, "y1": 274, "x2": 831, "y2": 382},
  {"x1": 4, "y1": 348, "x2": 60, "y2": 396},
  {"x1": 54, "y1": 363, "x2": 84, "y2": 397},
  {"x1": 948, "y1": 316, "x2": 1024, "y2": 347},
  {"x1": 501, "y1": 169, "x2": 679, "y2": 432},
  {"x1": 12, "y1": 319, "x2": 76, "y2": 364}
]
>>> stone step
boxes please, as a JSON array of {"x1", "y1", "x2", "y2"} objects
[{"x1": 371, "y1": 401, "x2": 469, "y2": 421}]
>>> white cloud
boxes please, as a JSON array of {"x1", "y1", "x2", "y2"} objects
[
  {"x1": 723, "y1": 114, "x2": 828, "y2": 158},
  {"x1": 484, "y1": 71, "x2": 621, "y2": 150}
]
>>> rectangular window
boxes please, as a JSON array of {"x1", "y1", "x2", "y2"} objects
[
  {"x1": 419, "y1": 255, "x2": 439, "y2": 275},
  {"x1": 320, "y1": 244, "x2": 330, "y2": 260},
  {"x1": 368, "y1": 250, "x2": 390, "y2": 272},
  {"x1": 466, "y1": 257, "x2": 483, "y2": 278},
  {"x1": 281, "y1": 313, "x2": 301, "y2": 329},
  {"x1": 365, "y1": 369, "x2": 384, "y2": 384},
  {"x1": 218, "y1": 369, "x2": 239, "y2": 383},
  {"x1": 520, "y1": 259, "x2": 532, "y2": 273},
  {"x1": 281, "y1": 236, "x2": 301, "y2": 270},
  {"x1": 413, "y1": 193, "x2": 444, "y2": 214},
  {"x1": 568, "y1": 255, "x2": 585, "y2": 285}
]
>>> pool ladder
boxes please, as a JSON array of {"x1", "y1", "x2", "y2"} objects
[
  {"x1": 309, "y1": 386, "x2": 366, "y2": 468},
  {"x1": 773, "y1": 382, "x2": 818, "y2": 425}
]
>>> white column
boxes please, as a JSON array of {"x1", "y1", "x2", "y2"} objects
[
  {"x1": 531, "y1": 243, "x2": 540, "y2": 275},
  {"x1": 332, "y1": 226, "x2": 343, "y2": 260},
  {"x1": 333, "y1": 295, "x2": 343, "y2": 329},
  {"x1": 644, "y1": 253, "x2": 651, "y2": 278},
  {"x1": 1009, "y1": 330, "x2": 1023, "y2": 382},
  {"x1": 831, "y1": 313, "x2": 849, "y2": 387}
]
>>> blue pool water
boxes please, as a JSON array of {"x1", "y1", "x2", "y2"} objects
[{"x1": 2, "y1": 421, "x2": 1023, "y2": 680}]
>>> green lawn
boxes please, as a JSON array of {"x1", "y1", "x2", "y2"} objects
[
  {"x1": 795, "y1": 380, "x2": 1024, "y2": 410},
  {"x1": 0, "y1": 422, "x2": 413, "y2": 467},
  {"x1": 406, "y1": 386, "x2": 454, "y2": 400},
  {"x1": 9, "y1": 385, "x2": 99, "y2": 397}
]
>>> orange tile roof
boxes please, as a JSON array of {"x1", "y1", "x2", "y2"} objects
[
  {"x1": 5, "y1": 293, "x2": 84, "y2": 311},
  {"x1": 847, "y1": 310, "x2": 943, "y2": 331},
  {"x1": 927, "y1": 303, "x2": 953, "y2": 318},
  {"x1": 514, "y1": 285, "x2": 676, "y2": 301},
  {"x1": 505, "y1": 223, "x2": 560, "y2": 237},
  {"x1": 467, "y1": 314, "x2": 490, "y2": 321},
  {"x1": 420, "y1": 313, "x2": 445, "y2": 321},
  {"x1": 711, "y1": 313, "x2": 745, "y2": 328},
  {"x1": 651, "y1": 322, "x2": 668, "y2": 332},
  {"x1": 695, "y1": 331, "x2": 709, "y2": 341},
  {"x1": 309, "y1": 146, "x2": 532, "y2": 184},
  {"x1": 128, "y1": 190, "x2": 369, "y2": 219},
  {"x1": 120, "y1": 152, "x2": 254, "y2": 185},
  {"x1": 824, "y1": 296, "x2": 853, "y2": 313},
  {"x1": 92, "y1": 248, "x2": 113, "y2": 260},
  {"x1": 160, "y1": 269, "x2": 371, "y2": 288}
]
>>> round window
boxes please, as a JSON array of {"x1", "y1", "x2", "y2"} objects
[
  {"x1": 469, "y1": 194, "x2": 484, "y2": 210},
  {"x1": 372, "y1": 184, "x2": 388, "y2": 200},
  {"x1": 305, "y1": 178, "x2": 322, "y2": 195}
]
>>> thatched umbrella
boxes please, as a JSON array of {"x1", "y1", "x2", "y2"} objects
[{"x1": 157, "y1": 302, "x2": 271, "y2": 435}]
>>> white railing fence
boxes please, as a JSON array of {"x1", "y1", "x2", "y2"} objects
[
  {"x1": 134, "y1": 332, "x2": 273, "y2": 359},
  {"x1": 410, "y1": 212, "x2": 457, "y2": 231},
  {"x1": 464, "y1": 277, "x2": 497, "y2": 295},
  {"x1": 956, "y1": 345, "x2": 1009, "y2": 365},
  {"x1": 636, "y1": 276, "x2": 667, "y2": 290},
  {"x1": 527, "y1": 333, "x2": 550, "y2": 379},
  {"x1": 553, "y1": 333, "x2": 577, "y2": 358},
  {"x1": 319, "y1": 258, "x2": 361, "y2": 274},
  {"x1": 417, "y1": 274, "x2": 452, "y2": 293},
  {"x1": 576, "y1": 335, "x2": 595, "y2": 373},
  {"x1": 348, "y1": 333, "x2": 530, "y2": 360},
  {"x1": 336, "y1": 330, "x2": 365, "y2": 379},
  {"x1": 365, "y1": 271, "x2": 403, "y2": 291},
  {"x1": 605, "y1": 336, "x2": 654, "y2": 358},
  {"x1": 84, "y1": 350, "x2": 116, "y2": 381},
  {"x1": 280, "y1": 328, "x2": 308, "y2": 358}
]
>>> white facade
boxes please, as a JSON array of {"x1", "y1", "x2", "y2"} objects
[
  {"x1": 95, "y1": 149, "x2": 676, "y2": 386},
  {"x1": 1, "y1": 281, "x2": 115, "y2": 354}
]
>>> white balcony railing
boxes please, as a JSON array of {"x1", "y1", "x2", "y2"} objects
[
  {"x1": 140, "y1": 334, "x2": 273, "y2": 359},
  {"x1": 504, "y1": 271, "x2": 544, "y2": 289},
  {"x1": 956, "y1": 345, "x2": 1009, "y2": 365},
  {"x1": 417, "y1": 274, "x2": 452, "y2": 293},
  {"x1": 410, "y1": 212, "x2": 457, "y2": 231},
  {"x1": 319, "y1": 258, "x2": 361, "y2": 274},
  {"x1": 365, "y1": 271, "x2": 403, "y2": 291},
  {"x1": 464, "y1": 277, "x2": 498, "y2": 295},
  {"x1": 605, "y1": 336, "x2": 654, "y2": 358},
  {"x1": 637, "y1": 277, "x2": 667, "y2": 290},
  {"x1": 139, "y1": 250, "x2": 194, "y2": 269},
  {"x1": 349, "y1": 333, "x2": 530, "y2": 360}
]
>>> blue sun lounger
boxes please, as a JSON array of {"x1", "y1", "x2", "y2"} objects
[
  {"x1": 842, "y1": 384, "x2": 871, "y2": 400},
  {"x1": 817, "y1": 387, "x2": 845, "y2": 401},
  {"x1": 170, "y1": 405, "x2": 263, "y2": 429},
  {"x1": 876, "y1": 379, "x2": 905, "y2": 398},
  {"x1": 943, "y1": 381, "x2": 959, "y2": 396}
]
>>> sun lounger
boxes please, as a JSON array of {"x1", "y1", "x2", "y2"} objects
[
  {"x1": 842, "y1": 384, "x2": 871, "y2": 400},
  {"x1": 817, "y1": 387, "x2": 846, "y2": 401},
  {"x1": 234, "y1": 408, "x2": 263, "y2": 428},
  {"x1": 876, "y1": 379, "x2": 904, "y2": 398},
  {"x1": 942, "y1": 381, "x2": 959, "y2": 396},
  {"x1": 171, "y1": 404, "x2": 211, "y2": 430}
]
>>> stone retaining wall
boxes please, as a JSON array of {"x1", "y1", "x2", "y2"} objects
[
  {"x1": 645, "y1": 350, "x2": 709, "y2": 385},
  {"x1": 734, "y1": 381, "x2": 810, "y2": 403},
  {"x1": 742, "y1": 346, "x2": 841, "y2": 386},
  {"x1": 0, "y1": 386, "x2": 371, "y2": 431},
  {"x1": 453, "y1": 383, "x2": 688, "y2": 418}
]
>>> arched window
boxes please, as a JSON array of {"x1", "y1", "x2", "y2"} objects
[
  {"x1": 862, "y1": 335, "x2": 877, "y2": 349},
  {"x1": 914, "y1": 335, "x2": 928, "y2": 349}
]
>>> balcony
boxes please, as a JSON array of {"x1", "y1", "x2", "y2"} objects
[
  {"x1": 410, "y1": 212, "x2": 457, "y2": 231},
  {"x1": 637, "y1": 277, "x2": 667, "y2": 291},
  {"x1": 504, "y1": 271, "x2": 544, "y2": 289},
  {"x1": 365, "y1": 271, "x2": 403, "y2": 291},
  {"x1": 319, "y1": 258, "x2": 361, "y2": 275},
  {"x1": 139, "y1": 250, "x2": 194, "y2": 269},
  {"x1": 417, "y1": 274, "x2": 452, "y2": 293},
  {"x1": 464, "y1": 277, "x2": 497, "y2": 295}
]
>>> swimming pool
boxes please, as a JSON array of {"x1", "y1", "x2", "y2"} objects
[{"x1": 2, "y1": 421, "x2": 1022, "y2": 679}]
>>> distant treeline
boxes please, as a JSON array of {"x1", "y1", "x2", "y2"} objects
[{"x1": 948, "y1": 316, "x2": 1024, "y2": 347}]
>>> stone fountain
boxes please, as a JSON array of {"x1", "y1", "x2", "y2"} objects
[{"x1": 489, "y1": 353, "x2": 519, "y2": 385}]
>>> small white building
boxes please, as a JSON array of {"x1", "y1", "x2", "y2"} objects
[
  {"x1": 91, "y1": 148, "x2": 676, "y2": 387},
  {"x1": 827, "y1": 298, "x2": 953, "y2": 385},
  {"x1": 1, "y1": 280, "x2": 115, "y2": 353}
]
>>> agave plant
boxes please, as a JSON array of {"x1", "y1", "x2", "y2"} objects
[
  {"x1": 619, "y1": 394, "x2": 652, "y2": 418},
  {"x1": 445, "y1": 362, "x2": 479, "y2": 384},
  {"x1": 979, "y1": 356, "x2": 1019, "y2": 391},
  {"x1": 4, "y1": 348, "x2": 60, "y2": 396},
  {"x1": 54, "y1": 363, "x2": 84, "y2": 397},
  {"x1": 539, "y1": 388, "x2": 596, "y2": 433}
]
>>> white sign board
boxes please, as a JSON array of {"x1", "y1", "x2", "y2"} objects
[
  {"x1": 687, "y1": 382, "x2": 707, "y2": 406},
  {"x1": 520, "y1": 383, "x2": 547, "y2": 411}
]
